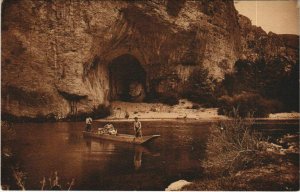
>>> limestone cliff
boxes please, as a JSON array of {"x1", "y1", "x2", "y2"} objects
[
  {"x1": 1, "y1": 0, "x2": 298, "y2": 119},
  {"x1": 238, "y1": 14, "x2": 298, "y2": 67}
]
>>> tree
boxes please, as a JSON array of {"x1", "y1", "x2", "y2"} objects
[{"x1": 184, "y1": 65, "x2": 216, "y2": 105}]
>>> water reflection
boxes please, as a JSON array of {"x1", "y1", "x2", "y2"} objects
[
  {"x1": 85, "y1": 140, "x2": 91, "y2": 153},
  {"x1": 134, "y1": 146, "x2": 142, "y2": 170},
  {"x1": 83, "y1": 139, "x2": 117, "y2": 161},
  {"x1": 9, "y1": 121, "x2": 211, "y2": 190},
  {"x1": 133, "y1": 145, "x2": 160, "y2": 170},
  {"x1": 84, "y1": 137, "x2": 160, "y2": 171},
  {"x1": 9, "y1": 120, "x2": 297, "y2": 190}
]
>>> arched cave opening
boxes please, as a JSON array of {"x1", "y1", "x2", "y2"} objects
[{"x1": 109, "y1": 54, "x2": 146, "y2": 102}]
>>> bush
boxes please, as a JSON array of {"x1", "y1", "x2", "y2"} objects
[
  {"x1": 166, "y1": 0, "x2": 186, "y2": 17},
  {"x1": 1, "y1": 121, "x2": 16, "y2": 143},
  {"x1": 91, "y1": 104, "x2": 111, "y2": 119},
  {"x1": 191, "y1": 104, "x2": 201, "y2": 109},
  {"x1": 217, "y1": 93, "x2": 283, "y2": 118},
  {"x1": 185, "y1": 91, "x2": 217, "y2": 107},
  {"x1": 220, "y1": 58, "x2": 299, "y2": 112},
  {"x1": 1, "y1": 113, "x2": 57, "y2": 123},
  {"x1": 67, "y1": 104, "x2": 111, "y2": 121},
  {"x1": 202, "y1": 113, "x2": 267, "y2": 176},
  {"x1": 183, "y1": 66, "x2": 217, "y2": 106},
  {"x1": 145, "y1": 90, "x2": 179, "y2": 106},
  {"x1": 159, "y1": 94, "x2": 179, "y2": 106},
  {"x1": 279, "y1": 62, "x2": 299, "y2": 111}
]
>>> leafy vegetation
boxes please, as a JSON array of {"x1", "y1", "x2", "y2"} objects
[
  {"x1": 146, "y1": 91, "x2": 180, "y2": 106},
  {"x1": 183, "y1": 112, "x2": 299, "y2": 190},
  {"x1": 65, "y1": 104, "x2": 111, "y2": 121},
  {"x1": 91, "y1": 104, "x2": 111, "y2": 119},
  {"x1": 217, "y1": 93, "x2": 282, "y2": 118},
  {"x1": 179, "y1": 57, "x2": 298, "y2": 116},
  {"x1": 202, "y1": 112, "x2": 266, "y2": 176},
  {"x1": 215, "y1": 58, "x2": 299, "y2": 117},
  {"x1": 159, "y1": 94, "x2": 180, "y2": 106},
  {"x1": 183, "y1": 66, "x2": 217, "y2": 107}
]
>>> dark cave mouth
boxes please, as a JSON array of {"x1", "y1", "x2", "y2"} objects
[{"x1": 109, "y1": 54, "x2": 146, "y2": 102}]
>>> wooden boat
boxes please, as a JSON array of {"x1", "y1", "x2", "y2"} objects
[{"x1": 82, "y1": 131, "x2": 160, "y2": 145}]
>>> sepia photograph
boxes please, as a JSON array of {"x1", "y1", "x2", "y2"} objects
[{"x1": 1, "y1": 0, "x2": 299, "y2": 190}]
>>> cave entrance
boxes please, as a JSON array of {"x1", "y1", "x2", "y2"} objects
[{"x1": 109, "y1": 54, "x2": 146, "y2": 102}]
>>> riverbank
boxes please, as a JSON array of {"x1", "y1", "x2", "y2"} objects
[
  {"x1": 177, "y1": 117, "x2": 299, "y2": 191},
  {"x1": 2, "y1": 99, "x2": 299, "y2": 123},
  {"x1": 106, "y1": 100, "x2": 227, "y2": 120},
  {"x1": 182, "y1": 138, "x2": 299, "y2": 191},
  {"x1": 182, "y1": 160, "x2": 299, "y2": 191},
  {"x1": 95, "y1": 100, "x2": 300, "y2": 122},
  {"x1": 166, "y1": 159, "x2": 299, "y2": 191}
]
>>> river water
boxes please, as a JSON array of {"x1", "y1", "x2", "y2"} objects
[{"x1": 5, "y1": 120, "x2": 299, "y2": 190}]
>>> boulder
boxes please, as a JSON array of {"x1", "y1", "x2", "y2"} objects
[{"x1": 165, "y1": 180, "x2": 192, "y2": 191}]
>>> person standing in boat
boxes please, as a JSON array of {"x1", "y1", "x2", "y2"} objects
[
  {"x1": 133, "y1": 117, "x2": 142, "y2": 137},
  {"x1": 85, "y1": 117, "x2": 93, "y2": 132}
]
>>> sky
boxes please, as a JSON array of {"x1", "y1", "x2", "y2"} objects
[{"x1": 234, "y1": 0, "x2": 299, "y2": 35}]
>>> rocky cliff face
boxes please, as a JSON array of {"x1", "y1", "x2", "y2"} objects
[
  {"x1": 1, "y1": 0, "x2": 298, "y2": 119},
  {"x1": 238, "y1": 14, "x2": 299, "y2": 67}
]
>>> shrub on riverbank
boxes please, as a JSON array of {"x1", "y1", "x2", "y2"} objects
[
  {"x1": 202, "y1": 114, "x2": 267, "y2": 176},
  {"x1": 217, "y1": 93, "x2": 282, "y2": 118},
  {"x1": 66, "y1": 104, "x2": 111, "y2": 121},
  {"x1": 146, "y1": 93, "x2": 180, "y2": 106},
  {"x1": 159, "y1": 94, "x2": 180, "y2": 106},
  {"x1": 220, "y1": 58, "x2": 299, "y2": 113},
  {"x1": 2, "y1": 104, "x2": 111, "y2": 122},
  {"x1": 183, "y1": 114, "x2": 299, "y2": 190},
  {"x1": 183, "y1": 161, "x2": 299, "y2": 191},
  {"x1": 1, "y1": 113, "x2": 57, "y2": 123},
  {"x1": 92, "y1": 104, "x2": 111, "y2": 119}
]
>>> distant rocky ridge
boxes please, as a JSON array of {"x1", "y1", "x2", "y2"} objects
[
  {"x1": 1, "y1": 0, "x2": 298, "y2": 119},
  {"x1": 238, "y1": 14, "x2": 298, "y2": 65}
]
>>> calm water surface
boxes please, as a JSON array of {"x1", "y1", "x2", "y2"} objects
[{"x1": 7, "y1": 120, "x2": 299, "y2": 190}]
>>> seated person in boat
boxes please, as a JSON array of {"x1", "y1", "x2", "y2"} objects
[
  {"x1": 133, "y1": 117, "x2": 142, "y2": 138},
  {"x1": 98, "y1": 123, "x2": 117, "y2": 135},
  {"x1": 85, "y1": 117, "x2": 93, "y2": 132},
  {"x1": 108, "y1": 128, "x2": 117, "y2": 135}
]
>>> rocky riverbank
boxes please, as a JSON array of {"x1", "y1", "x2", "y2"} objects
[
  {"x1": 182, "y1": 161, "x2": 299, "y2": 191},
  {"x1": 166, "y1": 128, "x2": 299, "y2": 191},
  {"x1": 182, "y1": 144, "x2": 299, "y2": 191}
]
